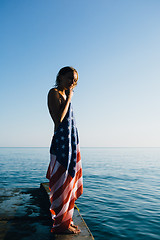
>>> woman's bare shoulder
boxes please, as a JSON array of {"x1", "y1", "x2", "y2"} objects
[
  {"x1": 48, "y1": 88, "x2": 59, "y2": 99},
  {"x1": 48, "y1": 87, "x2": 58, "y2": 94}
]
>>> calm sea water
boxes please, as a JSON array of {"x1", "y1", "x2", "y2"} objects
[{"x1": 0, "y1": 147, "x2": 160, "y2": 239}]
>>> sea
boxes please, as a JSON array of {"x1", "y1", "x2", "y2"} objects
[{"x1": 0, "y1": 147, "x2": 160, "y2": 240}]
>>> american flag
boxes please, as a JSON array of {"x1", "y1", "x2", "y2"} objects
[{"x1": 46, "y1": 103, "x2": 83, "y2": 233}]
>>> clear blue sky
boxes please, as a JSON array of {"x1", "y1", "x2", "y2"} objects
[{"x1": 0, "y1": 0, "x2": 160, "y2": 147}]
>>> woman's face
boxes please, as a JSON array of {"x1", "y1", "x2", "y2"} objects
[{"x1": 60, "y1": 71, "x2": 78, "y2": 90}]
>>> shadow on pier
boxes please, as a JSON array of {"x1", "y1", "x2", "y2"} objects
[
  {"x1": 0, "y1": 187, "x2": 54, "y2": 240},
  {"x1": 0, "y1": 184, "x2": 94, "y2": 240}
]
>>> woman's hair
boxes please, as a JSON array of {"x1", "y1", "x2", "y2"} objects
[{"x1": 55, "y1": 66, "x2": 78, "y2": 87}]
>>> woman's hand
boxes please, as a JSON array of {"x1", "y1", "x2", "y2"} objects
[{"x1": 66, "y1": 88, "x2": 74, "y2": 102}]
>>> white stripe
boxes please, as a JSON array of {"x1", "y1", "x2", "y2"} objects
[
  {"x1": 77, "y1": 144, "x2": 80, "y2": 153},
  {"x1": 50, "y1": 157, "x2": 61, "y2": 179},
  {"x1": 49, "y1": 154, "x2": 56, "y2": 174},
  {"x1": 51, "y1": 213, "x2": 56, "y2": 220},
  {"x1": 76, "y1": 158, "x2": 82, "y2": 171}
]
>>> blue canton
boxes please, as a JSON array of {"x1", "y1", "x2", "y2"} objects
[{"x1": 50, "y1": 103, "x2": 79, "y2": 178}]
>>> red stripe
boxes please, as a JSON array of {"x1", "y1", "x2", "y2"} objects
[
  {"x1": 77, "y1": 151, "x2": 81, "y2": 163},
  {"x1": 75, "y1": 184, "x2": 83, "y2": 200},
  {"x1": 49, "y1": 164, "x2": 66, "y2": 190},
  {"x1": 50, "y1": 209, "x2": 56, "y2": 216},
  {"x1": 68, "y1": 197, "x2": 76, "y2": 211}
]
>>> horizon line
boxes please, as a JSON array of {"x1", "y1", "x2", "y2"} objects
[{"x1": 0, "y1": 146, "x2": 160, "y2": 148}]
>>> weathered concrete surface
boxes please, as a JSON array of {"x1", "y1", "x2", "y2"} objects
[
  {"x1": 0, "y1": 184, "x2": 94, "y2": 240},
  {"x1": 0, "y1": 187, "x2": 54, "y2": 240}
]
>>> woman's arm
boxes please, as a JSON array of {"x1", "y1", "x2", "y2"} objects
[
  {"x1": 48, "y1": 88, "x2": 73, "y2": 128},
  {"x1": 59, "y1": 89, "x2": 73, "y2": 122}
]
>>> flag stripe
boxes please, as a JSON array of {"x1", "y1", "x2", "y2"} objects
[{"x1": 46, "y1": 154, "x2": 56, "y2": 180}]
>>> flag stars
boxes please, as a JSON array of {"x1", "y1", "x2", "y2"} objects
[
  {"x1": 60, "y1": 127, "x2": 64, "y2": 132},
  {"x1": 51, "y1": 105, "x2": 80, "y2": 175}
]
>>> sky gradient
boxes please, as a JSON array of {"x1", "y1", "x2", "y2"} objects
[{"x1": 1, "y1": 0, "x2": 160, "y2": 147}]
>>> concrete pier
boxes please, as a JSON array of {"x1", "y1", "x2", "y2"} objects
[
  {"x1": 0, "y1": 184, "x2": 94, "y2": 240},
  {"x1": 41, "y1": 182, "x2": 94, "y2": 239}
]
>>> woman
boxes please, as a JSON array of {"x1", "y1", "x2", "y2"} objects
[{"x1": 46, "y1": 66, "x2": 83, "y2": 234}]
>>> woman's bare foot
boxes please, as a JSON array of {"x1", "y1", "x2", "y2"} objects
[
  {"x1": 51, "y1": 225, "x2": 81, "y2": 234},
  {"x1": 71, "y1": 223, "x2": 79, "y2": 229},
  {"x1": 63, "y1": 225, "x2": 80, "y2": 234}
]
